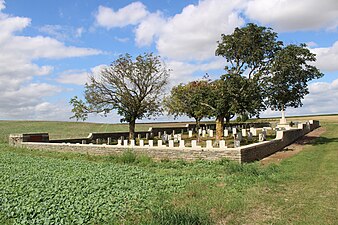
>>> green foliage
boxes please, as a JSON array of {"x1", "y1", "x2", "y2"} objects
[
  {"x1": 266, "y1": 44, "x2": 324, "y2": 111},
  {"x1": 70, "y1": 53, "x2": 169, "y2": 139},
  {"x1": 164, "y1": 79, "x2": 211, "y2": 128}
]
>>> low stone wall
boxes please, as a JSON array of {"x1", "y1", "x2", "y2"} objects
[{"x1": 9, "y1": 120, "x2": 319, "y2": 163}]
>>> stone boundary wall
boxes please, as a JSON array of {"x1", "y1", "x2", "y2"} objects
[{"x1": 9, "y1": 120, "x2": 319, "y2": 163}]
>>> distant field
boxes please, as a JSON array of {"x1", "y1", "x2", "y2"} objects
[
  {"x1": 2, "y1": 113, "x2": 337, "y2": 143},
  {"x1": 0, "y1": 114, "x2": 337, "y2": 224}
]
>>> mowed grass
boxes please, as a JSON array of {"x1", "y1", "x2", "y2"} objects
[{"x1": 0, "y1": 115, "x2": 337, "y2": 224}]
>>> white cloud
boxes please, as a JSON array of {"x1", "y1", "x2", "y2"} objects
[
  {"x1": 311, "y1": 41, "x2": 338, "y2": 71},
  {"x1": 155, "y1": 0, "x2": 245, "y2": 60},
  {"x1": 0, "y1": 0, "x2": 5, "y2": 11},
  {"x1": 135, "y1": 11, "x2": 166, "y2": 47},
  {"x1": 56, "y1": 65, "x2": 107, "y2": 86},
  {"x1": 245, "y1": 0, "x2": 338, "y2": 31},
  {"x1": 261, "y1": 79, "x2": 338, "y2": 118},
  {"x1": 0, "y1": 6, "x2": 102, "y2": 120},
  {"x1": 95, "y1": 2, "x2": 148, "y2": 29},
  {"x1": 38, "y1": 25, "x2": 85, "y2": 41}
]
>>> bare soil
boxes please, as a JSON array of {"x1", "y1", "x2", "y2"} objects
[{"x1": 261, "y1": 127, "x2": 326, "y2": 165}]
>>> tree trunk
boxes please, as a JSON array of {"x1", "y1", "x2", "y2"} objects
[
  {"x1": 129, "y1": 119, "x2": 136, "y2": 141},
  {"x1": 195, "y1": 118, "x2": 201, "y2": 142},
  {"x1": 216, "y1": 115, "x2": 225, "y2": 140}
]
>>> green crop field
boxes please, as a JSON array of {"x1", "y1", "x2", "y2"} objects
[{"x1": 0, "y1": 115, "x2": 337, "y2": 224}]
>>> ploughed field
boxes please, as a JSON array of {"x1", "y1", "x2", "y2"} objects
[{"x1": 0, "y1": 115, "x2": 337, "y2": 224}]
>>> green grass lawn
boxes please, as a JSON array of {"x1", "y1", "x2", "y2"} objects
[{"x1": 0, "y1": 117, "x2": 337, "y2": 224}]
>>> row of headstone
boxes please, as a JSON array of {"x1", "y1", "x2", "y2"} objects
[{"x1": 113, "y1": 139, "x2": 230, "y2": 149}]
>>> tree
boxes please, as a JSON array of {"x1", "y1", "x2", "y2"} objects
[
  {"x1": 212, "y1": 23, "x2": 281, "y2": 139},
  {"x1": 266, "y1": 44, "x2": 323, "y2": 123},
  {"x1": 70, "y1": 53, "x2": 169, "y2": 140},
  {"x1": 164, "y1": 79, "x2": 210, "y2": 130}
]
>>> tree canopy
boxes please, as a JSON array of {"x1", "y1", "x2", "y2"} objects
[
  {"x1": 70, "y1": 53, "x2": 169, "y2": 140},
  {"x1": 266, "y1": 44, "x2": 323, "y2": 111},
  {"x1": 164, "y1": 79, "x2": 210, "y2": 129}
]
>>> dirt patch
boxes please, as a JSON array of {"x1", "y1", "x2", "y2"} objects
[{"x1": 261, "y1": 127, "x2": 326, "y2": 165}]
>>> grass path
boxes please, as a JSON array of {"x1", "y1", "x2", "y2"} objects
[{"x1": 240, "y1": 123, "x2": 338, "y2": 224}]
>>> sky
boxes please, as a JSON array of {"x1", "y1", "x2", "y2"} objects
[{"x1": 0, "y1": 0, "x2": 337, "y2": 123}]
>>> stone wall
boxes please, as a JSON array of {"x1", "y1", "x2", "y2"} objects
[{"x1": 9, "y1": 120, "x2": 320, "y2": 163}]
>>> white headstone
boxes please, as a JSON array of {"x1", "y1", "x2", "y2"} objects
[
  {"x1": 130, "y1": 140, "x2": 135, "y2": 147},
  {"x1": 219, "y1": 140, "x2": 226, "y2": 148},
  {"x1": 169, "y1": 140, "x2": 174, "y2": 148},
  {"x1": 123, "y1": 140, "x2": 128, "y2": 147},
  {"x1": 202, "y1": 130, "x2": 206, "y2": 137},
  {"x1": 242, "y1": 129, "x2": 247, "y2": 137},
  {"x1": 157, "y1": 140, "x2": 163, "y2": 147},
  {"x1": 139, "y1": 139, "x2": 144, "y2": 147},
  {"x1": 191, "y1": 140, "x2": 197, "y2": 148},
  {"x1": 259, "y1": 133, "x2": 264, "y2": 142},
  {"x1": 232, "y1": 128, "x2": 237, "y2": 135},
  {"x1": 174, "y1": 134, "x2": 178, "y2": 143},
  {"x1": 209, "y1": 130, "x2": 213, "y2": 137},
  {"x1": 149, "y1": 140, "x2": 154, "y2": 147},
  {"x1": 179, "y1": 140, "x2": 185, "y2": 148},
  {"x1": 117, "y1": 139, "x2": 122, "y2": 146},
  {"x1": 188, "y1": 130, "x2": 193, "y2": 138},
  {"x1": 251, "y1": 127, "x2": 257, "y2": 136},
  {"x1": 224, "y1": 129, "x2": 229, "y2": 137},
  {"x1": 198, "y1": 128, "x2": 202, "y2": 135},
  {"x1": 206, "y1": 140, "x2": 213, "y2": 149}
]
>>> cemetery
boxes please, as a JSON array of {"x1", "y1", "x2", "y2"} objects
[{"x1": 9, "y1": 120, "x2": 319, "y2": 163}]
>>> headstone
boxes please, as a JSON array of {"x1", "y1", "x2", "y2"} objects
[
  {"x1": 224, "y1": 129, "x2": 229, "y2": 137},
  {"x1": 123, "y1": 140, "x2": 128, "y2": 147},
  {"x1": 158, "y1": 132, "x2": 161, "y2": 138},
  {"x1": 247, "y1": 132, "x2": 252, "y2": 141},
  {"x1": 250, "y1": 127, "x2": 257, "y2": 136},
  {"x1": 96, "y1": 139, "x2": 100, "y2": 144},
  {"x1": 148, "y1": 140, "x2": 154, "y2": 147},
  {"x1": 237, "y1": 132, "x2": 243, "y2": 141},
  {"x1": 174, "y1": 134, "x2": 178, "y2": 143},
  {"x1": 234, "y1": 140, "x2": 241, "y2": 147},
  {"x1": 162, "y1": 134, "x2": 168, "y2": 144},
  {"x1": 172, "y1": 130, "x2": 175, "y2": 135},
  {"x1": 178, "y1": 134, "x2": 182, "y2": 141},
  {"x1": 191, "y1": 140, "x2": 197, "y2": 148},
  {"x1": 198, "y1": 128, "x2": 202, "y2": 135},
  {"x1": 107, "y1": 137, "x2": 111, "y2": 145},
  {"x1": 139, "y1": 139, "x2": 144, "y2": 147},
  {"x1": 219, "y1": 140, "x2": 226, "y2": 148},
  {"x1": 259, "y1": 133, "x2": 264, "y2": 142},
  {"x1": 130, "y1": 140, "x2": 135, "y2": 147},
  {"x1": 206, "y1": 140, "x2": 213, "y2": 149},
  {"x1": 179, "y1": 140, "x2": 185, "y2": 148},
  {"x1": 146, "y1": 133, "x2": 149, "y2": 140},
  {"x1": 202, "y1": 130, "x2": 206, "y2": 137},
  {"x1": 82, "y1": 140, "x2": 86, "y2": 144},
  {"x1": 169, "y1": 140, "x2": 174, "y2": 148},
  {"x1": 157, "y1": 140, "x2": 163, "y2": 147},
  {"x1": 117, "y1": 140, "x2": 122, "y2": 146},
  {"x1": 232, "y1": 128, "x2": 237, "y2": 135},
  {"x1": 242, "y1": 129, "x2": 247, "y2": 137},
  {"x1": 209, "y1": 130, "x2": 213, "y2": 137},
  {"x1": 188, "y1": 130, "x2": 193, "y2": 138}
]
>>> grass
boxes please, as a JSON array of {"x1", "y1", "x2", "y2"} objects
[{"x1": 0, "y1": 115, "x2": 338, "y2": 224}]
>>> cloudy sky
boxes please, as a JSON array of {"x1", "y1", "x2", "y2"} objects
[{"x1": 0, "y1": 0, "x2": 337, "y2": 123}]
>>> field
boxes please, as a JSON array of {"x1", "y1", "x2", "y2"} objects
[{"x1": 0, "y1": 115, "x2": 338, "y2": 224}]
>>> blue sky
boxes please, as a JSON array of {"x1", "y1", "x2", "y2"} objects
[{"x1": 0, "y1": 0, "x2": 337, "y2": 123}]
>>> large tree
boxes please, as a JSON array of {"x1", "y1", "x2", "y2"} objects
[
  {"x1": 212, "y1": 23, "x2": 282, "y2": 138},
  {"x1": 70, "y1": 53, "x2": 169, "y2": 140},
  {"x1": 164, "y1": 79, "x2": 210, "y2": 130},
  {"x1": 266, "y1": 44, "x2": 323, "y2": 123}
]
